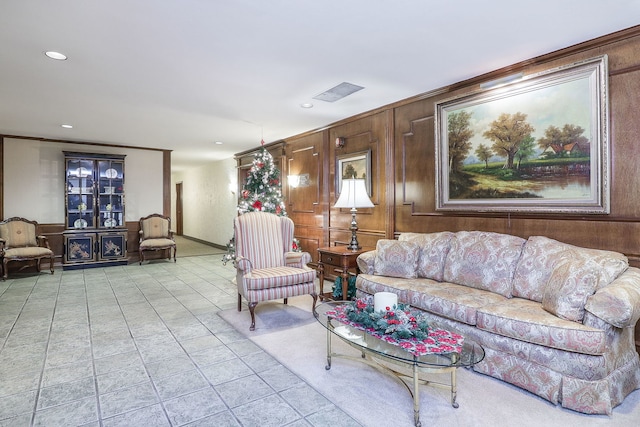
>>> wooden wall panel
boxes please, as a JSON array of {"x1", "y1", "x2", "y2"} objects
[
  {"x1": 286, "y1": 135, "x2": 322, "y2": 222},
  {"x1": 609, "y1": 69, "x2": 640, "y2": 218},
  {"x1": 328, "y1": 112, "x2": 390, "y2": 246},
  {"x1": 285, "y1": 133, "x2": 325, "y2": 262},
  {"x1": 392, "y1": 31, "x2": 640, "y2": 270},
  {"x1": 252, "y1": 27, "x2": 640, "y2": 353}
]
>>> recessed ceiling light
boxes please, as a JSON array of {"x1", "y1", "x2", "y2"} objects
[
  {"x1": 61, "y1": 124, "x2": 73, "y2": 129},
  {"x1": 300, "y1": 103, "x2": 314, "y2": 109},
  {"x1": 45, "y1": 51, "x2": 67, "y2": 60},
  {"x1": 214, "y1": 141, "x2": 223, "y2": 145}
]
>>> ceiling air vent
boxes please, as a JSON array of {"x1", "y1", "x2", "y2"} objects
[{"x1": 313, "y1": 82, "x2": 364, "y2": 102}]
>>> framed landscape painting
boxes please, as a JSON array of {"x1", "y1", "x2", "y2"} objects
[
  {"x1": 336, "y1": 150, "x2": 371, "y2": 196},
  {"x1": 434, "y1": 55, "x2": 610, "y2": 214}
]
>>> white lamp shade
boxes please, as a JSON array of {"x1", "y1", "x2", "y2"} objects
[{"x1": 334, "y1": 179, "x2": 374, "y2": 208}]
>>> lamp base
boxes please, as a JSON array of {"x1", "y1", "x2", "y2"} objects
[{"x1": 346, "y1": 208, "x2": 361, "y2": 251}]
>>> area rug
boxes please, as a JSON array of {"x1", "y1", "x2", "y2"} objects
[
  {"x1": 217, "y1": 299, "x2": 317, "y2": 336},
  {"x1": 219, "y1": 296, "x2": 640, "y2": 427}
]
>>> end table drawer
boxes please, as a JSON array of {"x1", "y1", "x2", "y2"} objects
[{"x1": 320, "y1": 253, "x2": 339, "y2": 265}]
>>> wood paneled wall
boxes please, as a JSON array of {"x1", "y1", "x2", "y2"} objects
[
  {"x1": 255, "y1": 26, "x2": 640, "y2": 271},
  {"x1": 392, "y1": 30, "x2": 640, "y2": 267},
  {"x1": 239, "y1": 26, "x2": 640, "y2": 352}
]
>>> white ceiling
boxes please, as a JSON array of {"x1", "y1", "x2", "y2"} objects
[{"x1": 1, "y1": 1, "x2": 639, "y2": 171}]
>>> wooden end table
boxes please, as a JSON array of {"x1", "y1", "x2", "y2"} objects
[{"x1": 317, "y1": 246, "x2": 371, "y2": 301}]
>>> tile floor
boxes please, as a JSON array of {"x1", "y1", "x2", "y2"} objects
[{"x1": 0, "y1": 255, "x2": 360, "y2": 426}]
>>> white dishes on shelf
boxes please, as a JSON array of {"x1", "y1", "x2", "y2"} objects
[
  {"x1": 105, "y1": 168, "x2": 118, "y2": 178},
  {"x1": 104, "y1": 218, "x2": 117, "y2": 227},
  {"x1": 74, "y1": 219, "x2": 88, "y2": 229}
]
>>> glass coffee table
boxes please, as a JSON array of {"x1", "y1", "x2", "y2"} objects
[{"x1": 314, "y1": 301, "x2": 484, "y2": 427}]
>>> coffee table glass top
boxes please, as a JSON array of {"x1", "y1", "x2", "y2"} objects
[{"x1": 315, "y1": 301, "x2": 484, "y2": 368}]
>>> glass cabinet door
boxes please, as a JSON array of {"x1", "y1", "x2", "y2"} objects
[
  {"x1": 66, "y1": 159, "x2": 95, "y2": 229},
  {"x1": 97, "y1": 160, "x2": 125, "y2": 228}
]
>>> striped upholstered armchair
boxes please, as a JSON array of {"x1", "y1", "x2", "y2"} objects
[{"x1": 234, "y1": 211, "x2": 317, "y2": 331}]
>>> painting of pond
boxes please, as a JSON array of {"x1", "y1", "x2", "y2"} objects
[{"x1": 435, "y1": 55, "x2": 609, "y2": 213}]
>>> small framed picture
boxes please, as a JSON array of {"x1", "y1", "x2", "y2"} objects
[{"x1": 336, "y1": 150, "x2": 371, "y2": 197}]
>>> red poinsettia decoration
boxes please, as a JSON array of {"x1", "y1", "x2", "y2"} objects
[
  {"x1": 275, "y1": 205, "x2": 281, "y2": 214},
  {"x1": 252, "y1": 200, "x2": 263, "y2": 210},
  {"x1": 257, "y1": 162, "x2": 264, "y2": 168},
  {"x1": 242, "y1": 190, "x2": 249, "y2": 199}
]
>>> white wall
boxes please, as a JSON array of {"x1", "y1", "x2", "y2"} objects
[
  {"x1": 4, "y1": 138, "x2": 163, "y2": 223},
  {"x1": 171, "y1": 157, "x2": 237, "y2": 246}
]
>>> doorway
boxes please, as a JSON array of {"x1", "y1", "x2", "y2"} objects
[{"x1": 176, "y1": 182, "x2": 183, "y2": 235}]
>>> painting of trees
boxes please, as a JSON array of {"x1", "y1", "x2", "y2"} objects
[
  {"x1": 434, "y1": 55, "x2": 608, "y2": 213},
  {"x1": 515, "y1": 135, "x2": 535, "y2": 168},
  {"x1": 538, "y1": 124, "x2": 589, "y2": 157},
  {"x1": 342, "y1": 163, "x2": 357, "y2": 179},
  {"x1": 447, "y1": 110, "x2": 474, "y2": 172},
  {"x1": 475, "y1": 144, "x2": 493, "y2": 168},
  {"x1": 482, "y1": 112, "x2": 535, "y2": 170}
]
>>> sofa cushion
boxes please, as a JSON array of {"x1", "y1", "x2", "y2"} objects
[
  {"x1": 373, "y1": 240, "x2": 419, "y2": 279},
  {"x1": 542, "y1": 259, "x2": 600, "y2": 322},
  {"x1": 513, "y1": 236, "x2": 628, "y2": 302},
  {"x1": 356, "y1": 274, "x2": 415, "y2": 303},
  {"x1": 476, "y1": 298, "x2": 606, "y2": 355},
  {"x1": 443, "y1": 231, "x2": 525, "y2": 298},
  {"x1": 408, "y1": 281, "x2": 506, "y2": 325},
  {"x1": 398, "y1": 232, "x2": 453, "y2": 281}
]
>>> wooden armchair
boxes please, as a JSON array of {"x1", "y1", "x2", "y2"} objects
[
  {"x1": 0, "y1": 217, "x2": 54, "y2": 280},
  {"x1": 139, "y1": 214, "x2": 177, "y2": 264},
  {"x1": 234, "y1": 211, "x2": 317, "y2": 330}
]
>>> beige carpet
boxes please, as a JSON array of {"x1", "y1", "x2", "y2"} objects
[{"x1": 220, "y1": 296, "x2": 640, "y2": 427}]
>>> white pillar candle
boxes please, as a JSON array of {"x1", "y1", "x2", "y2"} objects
[{"x1": 374, "y1": 292, "x2": 398, "y2": 313}]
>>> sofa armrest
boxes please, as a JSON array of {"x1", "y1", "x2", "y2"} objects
[
  {"x1": 356, "y1": 250, "x2": 377, "y2": 274},
  {"x1": 285, "y1": 251, "x2": 311, "y2": 268},
  {"x1": 585, "y1": 267, "x2": 640, "y2": 328}
]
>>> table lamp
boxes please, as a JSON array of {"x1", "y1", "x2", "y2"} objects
[{"x1": 334, "y1": 178, "x2": 374, "y2": 251}]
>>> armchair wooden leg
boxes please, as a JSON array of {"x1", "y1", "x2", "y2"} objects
[
  {"x1": 238, "y1": 293, "x2": 242, "y2": 312},
  {"x1": 49, "y1": 255, "x2": 54, "y2": 275},
  {"x1": 2, "y1": 259, "x2": 8, "y2": 280},
  {"x1": 248, "y1": 302, "x2": 258, "y2": 331},
  {"x1": 284, "y1": 297, "x2": 288, "y2": 305},
  {"x1": 173, "y1": 245, "x2": 177, "y2": 262}
]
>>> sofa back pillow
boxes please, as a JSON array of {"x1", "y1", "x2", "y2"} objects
[
  {"x1": 542, "y1": 259, "x2": 601, "y2": 322},
  {"x1": 374, "y1": 240, "x2": 419, "y2": 279},
  {"x1": 513, "y1": 236, "x2": 628, "y2": 302},
  {"x1": 443, "y1": 231, "x2": 525, "y2": 298},
  {"x1": 398, "y1": 232, "x2": 454, "y2": 281}
]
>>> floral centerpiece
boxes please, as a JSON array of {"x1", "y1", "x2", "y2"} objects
[
  {"x1": 344, "y1": 298, "x2": 430, "y2": 340},
  {"x1": 328, "y1": 296, "x2": 464, "y2": 356}
]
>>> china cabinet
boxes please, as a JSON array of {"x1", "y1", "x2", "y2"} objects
[{"x1": 62, "y1": 151, "x2": 128, "y2": 268}]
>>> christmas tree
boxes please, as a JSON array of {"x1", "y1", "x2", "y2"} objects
[
  {"x1": 237, "y1": 142, "x2": 287, "y2": 216},
  {"x1": 223, "y1": 141, "x2": 299, "y2": 265}
]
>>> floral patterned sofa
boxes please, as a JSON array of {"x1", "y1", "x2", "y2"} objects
[{"x1": 355, "y1": 231, "x2": 640, "y2": 414}]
